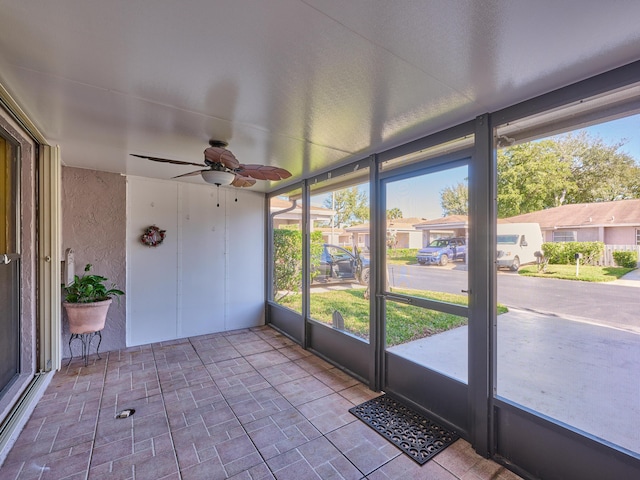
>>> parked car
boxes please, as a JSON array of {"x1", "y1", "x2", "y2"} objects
[
  {"x1": 313, "y1": 244, "x2": 370, "y2": 285},
  {"x1": 416, "y1": 237, "x2": 466, "y2": 266},
  {"x1": 496, "y1": 223, "x2": 543, "y2": 271}
]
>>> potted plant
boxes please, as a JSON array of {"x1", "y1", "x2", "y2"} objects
[{"x1": 62, "y1": 264, "x2": 124, "y2": 334}]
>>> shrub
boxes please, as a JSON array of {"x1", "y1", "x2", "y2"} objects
[
  {"x1": 273, "y1": 229, "x2": 302, "y2": 300},
  {"x1": 387, "y1": 248, "x2": 418, "y2": 259},
  {"x1": 542, "y1": 241, "x2": 604, "y2": 265},
  {"x1": 273, "y1": 229, "x2": 323, "y2": 300},
  {"x1": 612, "y1": 250, "x2": 638, "y2": 268}
]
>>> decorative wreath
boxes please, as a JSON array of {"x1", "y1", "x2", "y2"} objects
[{"x1": 141, "y1": 225, "x2": 166, "y2": 247}]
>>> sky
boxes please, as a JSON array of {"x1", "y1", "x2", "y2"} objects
[
  {"x1": 574, "y1": 114, "x2": 640, "y2": 160},
  {"x1": 385, "y1": 166, "x2": 467, "y2": 220},
  {"x1": 310, "y1": 113, "x2": 640, "y2": 222}
]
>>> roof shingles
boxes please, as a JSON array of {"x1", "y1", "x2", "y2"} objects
[{"x1": 502, "y1": 199, "x2": 640, "y2": 228}]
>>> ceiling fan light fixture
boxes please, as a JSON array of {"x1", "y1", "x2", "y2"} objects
[{"x1": 201, "y1": 170, "x2": 235, "y2": 185}]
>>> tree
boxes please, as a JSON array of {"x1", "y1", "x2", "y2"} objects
[
  {"x1": 440, "y1": 181, "x2": 469, "y2": 216},
  {"x1": 438, "y1": 132, "x2": 640, "y2": 218},
  {"x1": 324, "y1": 187, "x2": 369, "y2": 227},
  {"x1": 497, "y1": 139, "x2": 576, "y2": 217},
  {"x1": 386, "y1": 208, "x2": 403, "y2": 220},
  {"x1": 559, "y1": 132, "x2": 640, "y2": 203},
  {"x1": 497, "y1": 132, "x2": 640, "y2": 216}
]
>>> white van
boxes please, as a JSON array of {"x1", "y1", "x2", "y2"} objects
[{"x1": 496, "y1": 223, "x2": 543, "y2": 271}]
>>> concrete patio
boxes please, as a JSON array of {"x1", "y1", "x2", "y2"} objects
[{"x1": 389, "y1": 309, "x2": 640, "y2": 454}]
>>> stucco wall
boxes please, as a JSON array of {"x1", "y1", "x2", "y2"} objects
[
  {"x1": 604, "y1": 226, "x2": 639, "y2": 245},
  {"x1": 542, "y1": 226, "x2": 640, "y2": 245},
  {"x1": 61, "y1": 167, "x2": 126, "y2": 355}
]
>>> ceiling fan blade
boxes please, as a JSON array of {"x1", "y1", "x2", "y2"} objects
[
  {"x1": 172, "y1": 169, "x2": 209, "y2": 179},
  {"x1": 236, "y1": 164, "x2": 292, "y2": 181},
  {"x1": 231, "y1": 175, "x2": 257, "y2": 188},
  {"x1": 204, "y1": 146, "x2": 240, "y2": 170},
  {"x1": 131, "y1": 153, "x2": 206, "y2": 168}
]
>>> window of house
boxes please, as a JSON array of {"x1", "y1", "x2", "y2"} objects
[
  {"x1": 636, "y1": 228, "x2": 640, "y2": 245},
  {"x1": 552, "y1": 230, "x2": 577, "y2": 242}
]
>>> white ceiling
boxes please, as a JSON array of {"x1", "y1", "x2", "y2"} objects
[{"x1": 2, "y1": 0, "x2": 640, "y2": 192}]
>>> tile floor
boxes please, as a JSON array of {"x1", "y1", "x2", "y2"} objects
[{"x1": 1, "y1": 326, "x2": 523, "y2": 480}]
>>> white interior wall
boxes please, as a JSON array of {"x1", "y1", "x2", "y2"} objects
[
  {"x1": 126, "y1": 176, "x2": 265, "y2": 346},
  {"x1": 226, "y1": 190, "x2": 266, "y2": 330}
]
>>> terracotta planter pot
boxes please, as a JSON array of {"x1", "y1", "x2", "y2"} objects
[{"x1": 63, "y1": 299, "x2": 112, "y2": 334}]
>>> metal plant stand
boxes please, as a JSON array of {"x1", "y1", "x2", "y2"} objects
[{"x1": 67, "y1": 331, "x2": 102, "y2": 366}]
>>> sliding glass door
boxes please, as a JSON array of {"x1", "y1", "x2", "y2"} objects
[{"x1": 0, "y1": 132, "x2": 20, "y2": 399}]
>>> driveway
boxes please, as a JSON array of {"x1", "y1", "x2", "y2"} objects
[
  {"x1": 610, "y1": 265, "x2": 640, "y2": 287},
  {"x1": 388, "y1": 308, "x2": 640, "y2": 454}
]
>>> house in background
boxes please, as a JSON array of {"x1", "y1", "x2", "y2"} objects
[
  {"x1": 503, "y1": 198, "x2": 640, "y2": 244},
  {"x1": 346, "y1": 217, "x2": 425, "y2": 251},
  {"x1": 270, "y1": 197, "x2": 352, "y2": 245},
  {"x1": 413, "y1": 215, "x2": 469, "y2": 246},
  {"x1": 270, "y1": 196, "x2": 335, "y2": 230},
  {"x1": 411, "y1": 199, "x2": 640, "y2": 252},
  {"x1": 503, "y1": 199, "x2": 640, "y2": 264},
  {"x1": 316, "y1": 226, "x2": 349, "y2": 246}
]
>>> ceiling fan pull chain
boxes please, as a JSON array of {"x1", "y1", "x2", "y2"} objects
[{"x1": 216, "y1": 185, "x2": 220, "y2": 207}]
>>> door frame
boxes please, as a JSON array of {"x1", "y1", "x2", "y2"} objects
[{"x1": 377, "y1": 151, "x2": 474, "y2": 438}]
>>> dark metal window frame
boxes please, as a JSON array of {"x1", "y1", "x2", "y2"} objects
[
  {"x1": 487, "y1": 62, "x2": 640, "y2": 477},
  {"x1": 266, "y1": 60, "x2": 640, "y2": 479}
]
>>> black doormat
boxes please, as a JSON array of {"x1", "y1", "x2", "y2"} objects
[{"x1": 349, "y1": 395, "x2": 459, "y2": 465}]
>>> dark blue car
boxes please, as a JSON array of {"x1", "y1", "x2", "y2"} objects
[{"x1": 314, "y1": 244, "x2": 370, "y2": 285}]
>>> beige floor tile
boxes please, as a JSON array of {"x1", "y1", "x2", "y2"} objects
[{"x1": 1, "y1": 326, "x2": 525, "y2": 480}]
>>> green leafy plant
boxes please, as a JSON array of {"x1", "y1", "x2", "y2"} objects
[
  {"x1": 386, "y1": 248, "x2": 419, "y2": 265},
  {"x1": 273, "y1": 229, "x2": 323, "y2": 302},
  {"x1": 541, "y1": 241, "x2": 604, "y2": 265},
  {"x1": 612, "y1": 250, "x2": 638, "y2": 268},
  {"x1": 62, "y1": 264, "x2": 124, "y2": 303}
]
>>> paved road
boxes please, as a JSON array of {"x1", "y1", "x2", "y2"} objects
[{"x1": 387, "y1": 263, "x2": 640, "y2": 331}]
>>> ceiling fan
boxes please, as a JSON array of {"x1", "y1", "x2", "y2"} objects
[{"x1": 131, "y1": 140, "x2": 292, "y2": 188}]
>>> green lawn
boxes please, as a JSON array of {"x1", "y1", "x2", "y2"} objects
[
  {"x1": 386, "y1": 255, "x2": 418, "y2": 265},
  {"x1": 518, "y1": 264, "x2": 634, "y2": 282},
  {"x1": 386, "y1": 249, "x2": 419, "y2": 265},
  {"x1": 278, "y1": 287, "x2": 507, "y2": 347}
]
